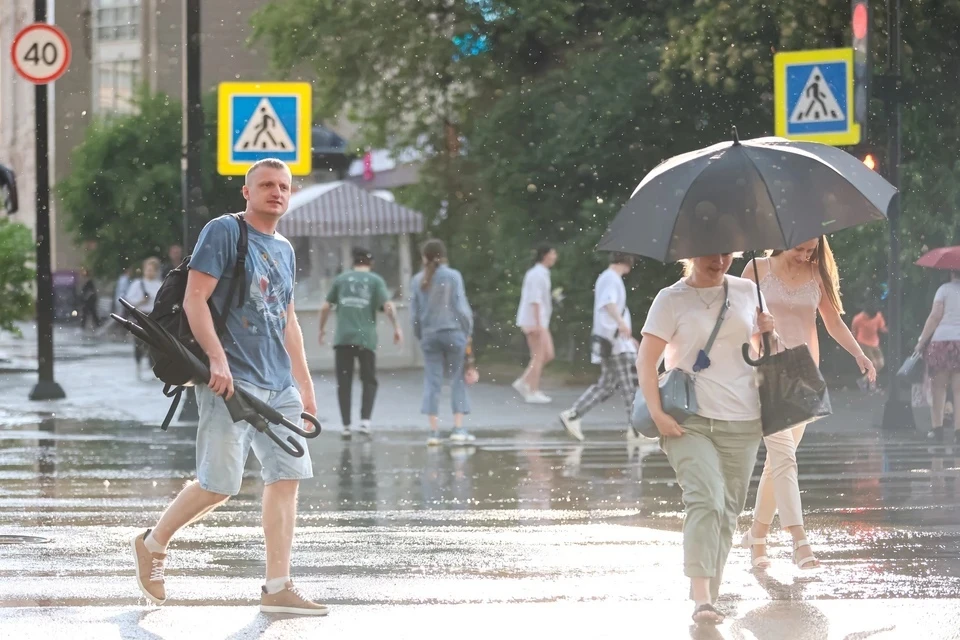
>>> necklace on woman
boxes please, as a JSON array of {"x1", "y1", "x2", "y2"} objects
[
  {"x1": 694, "y1": 288, "x2": 724, "y2": 308},
  {"x1": 685, "y1": 277, "x2": 725, "y2": 308}
]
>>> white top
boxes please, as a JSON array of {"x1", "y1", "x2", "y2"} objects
[
  {"x1": 591, "y1": 268, "x2": 635, "y2": 364},
  {"x1": 641, "y1": 276, "x2": 763, "y2": 422},
  {"x1": 126, "y1": 278, "x2": 163, "y2": 314},
  {"x1": 932, "y1": 281, "x2": 960, "y2": 342},
  {"x1": 516, "y1": 263, "x2": 552, "y2": 328}
]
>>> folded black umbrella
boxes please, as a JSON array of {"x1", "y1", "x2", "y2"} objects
[{"x1": 113, "y1": 300, "x2": 321, "y2": 457}]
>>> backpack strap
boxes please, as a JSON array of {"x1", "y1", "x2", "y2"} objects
[{"x1": 210, "y1": 213, "x2": 249, "y2": 336}]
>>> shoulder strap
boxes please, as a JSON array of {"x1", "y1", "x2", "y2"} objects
[
  {"x1": 210, "y1": 213, "x2": 249, "y2": 336},
  {"x1": 702, "y1": 279, "x2": 730, "y2": 357}
]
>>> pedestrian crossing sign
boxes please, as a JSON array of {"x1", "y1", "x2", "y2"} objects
[
  {"x1": 774, "y1": 48, "x2": 861, "y2": 146},
  {"x1": 217, "y1": 82, "x2": 312, "y2": 176}
]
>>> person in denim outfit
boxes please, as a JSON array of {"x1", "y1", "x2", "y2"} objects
[{"x1": 410, "y1": 239, "x2": 477, "y2": 445}]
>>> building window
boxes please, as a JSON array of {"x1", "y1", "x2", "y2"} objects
[
  {"x1": 95, "y1": 0, "x2": 141, "y2": 42},
  {"x1": 95, "y1": 60, "x2": 141, "y2": 115}
]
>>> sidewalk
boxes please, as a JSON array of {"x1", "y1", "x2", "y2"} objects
[{"x1": 0, "y1": 322, "x2": 917, "y2": 436}]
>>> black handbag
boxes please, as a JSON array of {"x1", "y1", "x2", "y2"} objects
[
  {"x1": 590, "y1": 335, "x2": 614, "y2": 360},
  {"x1": 757, "y1": 343, "x2": 832, "y2": 437},
  {"x1": 896, "y1": 351, "x2": 925, "y2": 385}
]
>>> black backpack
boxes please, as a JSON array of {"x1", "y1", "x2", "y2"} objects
[{"x1": 149, "y1": 213, "x2": 249, "y2": 429}]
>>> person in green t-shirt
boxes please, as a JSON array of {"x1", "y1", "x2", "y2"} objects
[{"x1": 319, "y1": 247, "x2": 402, "y2": 438}]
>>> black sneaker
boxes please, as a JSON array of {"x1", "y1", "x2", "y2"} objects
[{"x1": 928, "y1": 427, "x2": 944, "y2": 442}]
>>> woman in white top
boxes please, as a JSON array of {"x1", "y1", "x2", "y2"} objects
[
  {"x1": 915, "y1": 270, "x2": 960, "y2": 442},
  {"x1": 740, "y1": 237, "x2": 875, "y2": 572},
  {"x1": 638, "y1": 253, "x2": 774, "y2": 625},
  {"x1": 514, "y1": 244, "x2": 557, "y2": 403},
  {"x1": 126, "y1": 257, "x2": 164, "y2": 380}
]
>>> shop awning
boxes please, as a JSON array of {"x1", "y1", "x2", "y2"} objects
[{"x1": 277, "y1": 181, "x2": 424, "y2": 238}]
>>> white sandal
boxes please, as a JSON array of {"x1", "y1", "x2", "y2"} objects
[
  {"x1": 739, "y1": 531, "x2": 770, "y2": 569},
  {"x1": 793, "y1": 538, "x2": 819, "y2": 569}
]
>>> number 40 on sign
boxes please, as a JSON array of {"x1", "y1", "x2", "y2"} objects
[{"x1": 11, "y1": 23, "x2": 72, "y2": 85}]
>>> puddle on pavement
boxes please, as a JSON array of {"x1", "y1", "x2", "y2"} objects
[{"x1": 1, "y1": 417, "x2": 960, "y2": 600}]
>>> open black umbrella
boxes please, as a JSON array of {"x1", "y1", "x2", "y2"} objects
[
  {"x1": 599, "y1": 129, "x2": 897, "y2": 364},
  {"x1": 598, "y1": 129, "x2": 896, "y2": 262},
  {"x1": 113, "y1": 299, "x2": 321, "y2": 457}
]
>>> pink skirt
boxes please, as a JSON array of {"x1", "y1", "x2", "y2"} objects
[{"x1": 926, "y1": 340, "x2": 960, "y2": 374}]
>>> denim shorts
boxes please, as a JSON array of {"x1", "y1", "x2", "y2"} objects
[{"x1": 195, "y1": 380, "x2": 314, "y2": 496}]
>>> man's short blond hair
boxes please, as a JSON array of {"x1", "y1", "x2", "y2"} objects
[{"x1": 245, "y1": 158, "x2": 292, "y2": 185}]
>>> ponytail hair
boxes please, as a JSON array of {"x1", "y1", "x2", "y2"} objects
[{"x1": 420, "y1": 239, "x2": 447, "y2": 290}]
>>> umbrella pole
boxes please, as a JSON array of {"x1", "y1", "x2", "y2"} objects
[{"x1": 742, "y1": 251, "x2": 771, "y2": 366}]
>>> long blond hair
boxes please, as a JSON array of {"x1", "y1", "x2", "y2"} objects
[{"x1": 772, "y1": 236, "x2": 843, "y2": 314}]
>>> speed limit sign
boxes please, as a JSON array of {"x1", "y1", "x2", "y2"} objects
[{"x1": 11, "y1": 23, "x2": 71, "y2": 84}]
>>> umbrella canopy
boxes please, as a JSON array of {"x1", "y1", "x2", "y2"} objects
[
  {"x1": 916, "y1": 246, "x2": 960, "y2": 271},
  {"x1": 598, "y1": 132, "x2": 897, "y2": 261},
  {"x1": 112, "y1": 301, "x2": 321, "y2": 457}
]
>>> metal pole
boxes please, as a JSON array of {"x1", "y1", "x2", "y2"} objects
[
  {"x1": 178, "y1": 0, "x2": 203, "y2": 422},
  {"x1": 29, "y1": 0, "x2": 65, "y2": 401},
  {"x1": 181, "y1": 0, "x2": 204, "y2": 251},
  {"x1": 881, "y1": 0, "x2": 912, "y2": 430}
]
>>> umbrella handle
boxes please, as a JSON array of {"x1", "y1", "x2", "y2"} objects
[
  {"x1": 742, "y1": 333, "x2": 771, "y2": 367},
  {"x1": 263, "y1": 426, "x2": 306, "y2": 458},
  {"x1": 275, "y1": 412, "x2": 322, "y2": 439}
]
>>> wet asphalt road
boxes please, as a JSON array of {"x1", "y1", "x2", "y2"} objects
[{"x1": 1, "y1": 418, "x2": 959, "y2": 639}]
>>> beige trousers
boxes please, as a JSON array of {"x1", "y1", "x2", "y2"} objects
[{"x1": 752, "y1": 423, "x2": 806, "y2": 528}]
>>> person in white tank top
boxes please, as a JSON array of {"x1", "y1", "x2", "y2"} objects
[{"x1": 740, "y1": 237, "x2": 876, "y2": 571}]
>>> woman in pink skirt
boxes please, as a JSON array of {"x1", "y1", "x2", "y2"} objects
[{"x1": 916, "y1": 270, "x2": 960, "y2": 442}]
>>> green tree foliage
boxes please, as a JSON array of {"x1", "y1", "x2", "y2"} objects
[
  {"x1": 57, "y1": 91, "x2": 243, "y2": 278},
  {"x1": 255, "y1": 0, "x2": 960, "y2": 361},
  {"x1": 0, "y1": 218, "x2": 35, "y2": 335},
  {"x1": 660, "y1": 0, "x2": 960, "y2": 343}
]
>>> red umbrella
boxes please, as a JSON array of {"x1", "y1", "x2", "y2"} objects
[{"x1": 915, "y1": 246, "x2": 960, "y2": 270}]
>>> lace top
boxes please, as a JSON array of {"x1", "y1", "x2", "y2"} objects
[{"x1": 759, "y1": 271, "x2": 822, "y2": 364}]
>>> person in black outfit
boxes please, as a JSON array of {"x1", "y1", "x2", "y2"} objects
[{"x1": 80, "y1": 267, "x2": 101, "y2": 330}]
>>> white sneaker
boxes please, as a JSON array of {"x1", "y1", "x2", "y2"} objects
[
  {"x1": 559, "y1": 409, "x2": 584, "y2": 441},
  {"x1": 357, "y1": 421, "x2": 372, "y2": 437},
  {"x1": 426, "y1": 433, "x2": 442, "y2": 447},
  {"x1": 341, "y1": 426, "x2": 352, "y2": 439},
  {"x1": 449, "y1": 429, "x2": 476, "y2": 443},
  {"x1": 512, "y1": 378, "x2": 531, "y2": 398},
  {"x1": 526, "y1": 391, "x2": 552, "y2": 404}
]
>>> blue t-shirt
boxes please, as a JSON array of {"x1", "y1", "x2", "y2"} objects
[{"x1": 190, "y1": 214, "x2": 296, "y2": 391}]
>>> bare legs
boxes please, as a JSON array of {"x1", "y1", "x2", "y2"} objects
[
  {"x1": 263, "y1": 480, "x2": 299, "y2": 581},
  {"x1": 150, "y1": 480, "x2": 230, "y2": 547},
  {"x1": 520, "y1": 329, "x2": 554, "y2": 393}
]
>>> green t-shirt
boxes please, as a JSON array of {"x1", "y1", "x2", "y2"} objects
[{"x1": 326, "y1": 269, "x2": 390, "y2": 351}]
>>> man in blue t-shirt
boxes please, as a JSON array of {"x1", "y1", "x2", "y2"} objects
[{"x1": 129, "y1": 159, "x2": 327, "y2": 616}]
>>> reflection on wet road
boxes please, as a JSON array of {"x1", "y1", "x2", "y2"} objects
[{"x1": 1, "y1": 419, "x2": 959, "y2": 637}]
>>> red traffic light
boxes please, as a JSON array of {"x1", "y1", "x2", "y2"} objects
[{"x1": 853, "y1": 3, "x2": 868, "y2": 40}]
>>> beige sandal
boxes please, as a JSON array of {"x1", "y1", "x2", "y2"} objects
[
  {"x1": 793, "y1": 538, "x2": 820, "y2": 569},
  {"x1": 740, "y1": 531, "x2": 770, "y2": 569}
]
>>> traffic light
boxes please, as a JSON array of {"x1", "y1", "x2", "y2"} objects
[
  {"x1": 852, "y1": 144, "x2": 882, "y2": 174},
  {"x1": 852, "y1": 0, "x2": 871, "y2": 138}
]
